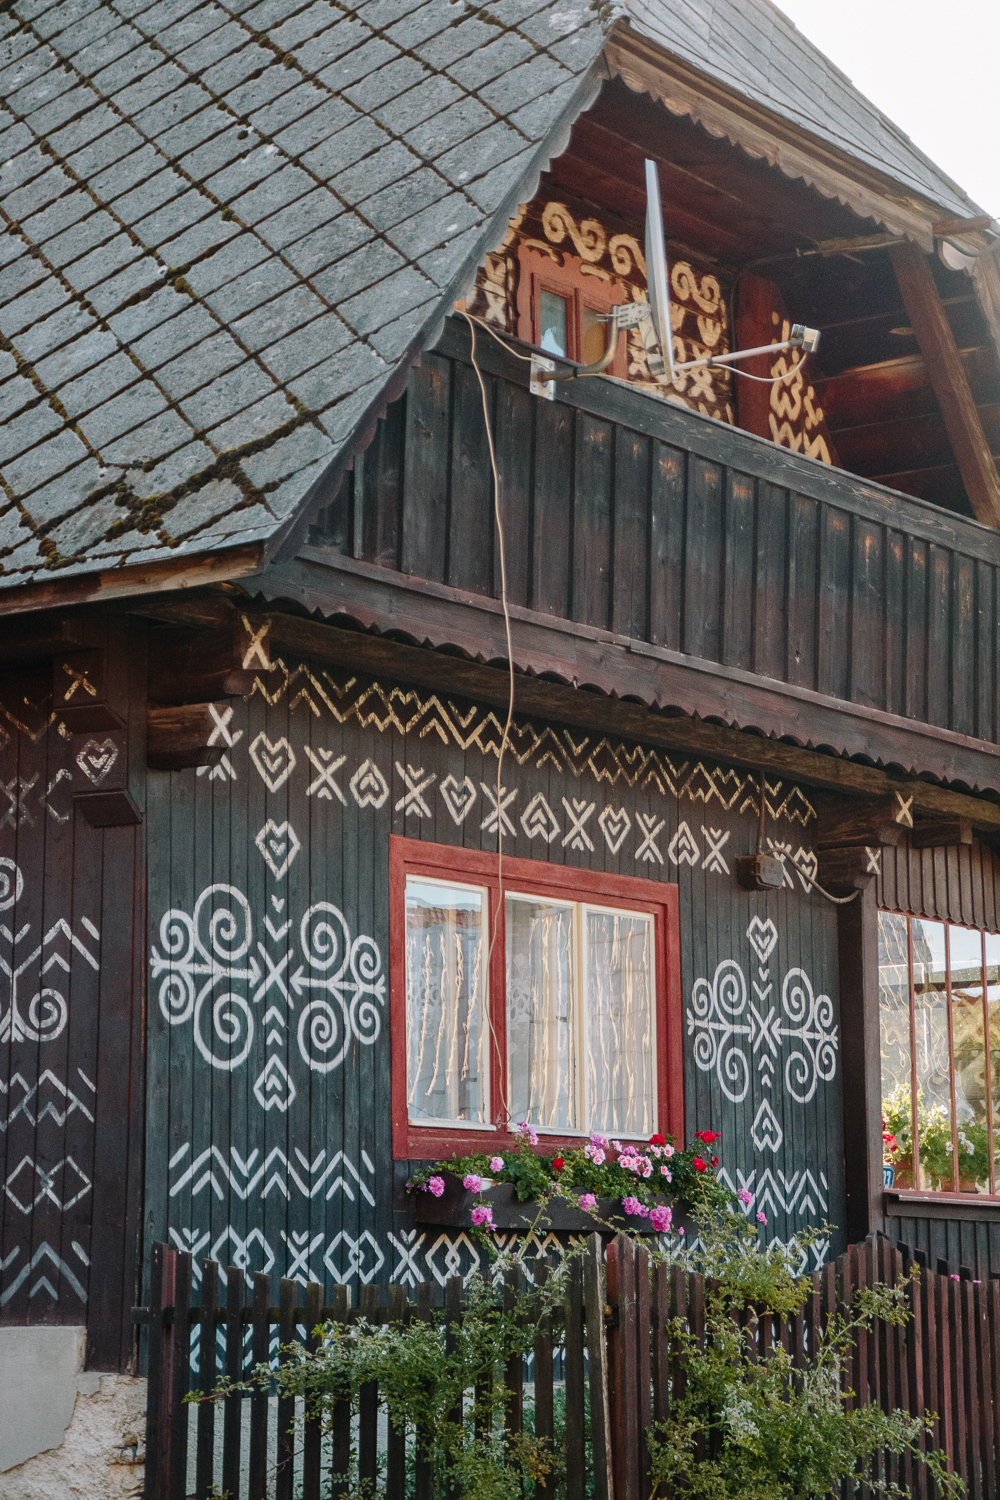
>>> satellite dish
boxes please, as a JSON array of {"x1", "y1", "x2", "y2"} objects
[
  {"x1": 644, "y1": 158, "x2": 674, "y2": 378},
  {"x1": 528, "y1": 156, "x2": 819, "y2": 396}
]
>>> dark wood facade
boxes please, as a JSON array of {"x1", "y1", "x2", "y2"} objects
[
  {"x1": 312, "y1": 318, "x2": 1000, "y2": 789},
  {"x1": 5, "y1": 319, "x2": 1000, "y2": 1368}
]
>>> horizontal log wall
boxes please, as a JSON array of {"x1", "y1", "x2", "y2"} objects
[{"x1": 316, "y1": 316, "x2": 1000, "y2": 747}]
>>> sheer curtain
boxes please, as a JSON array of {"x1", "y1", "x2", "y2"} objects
[
  {"x1": 506, "y1": 896, "x2": 578, "y2": 1129},
  {"x1": 585, "y1": 909, "x2": 655, "y2": 1136},
  {"x1": 405, "y1": 878, "x2": 486, "y2": 1125}
]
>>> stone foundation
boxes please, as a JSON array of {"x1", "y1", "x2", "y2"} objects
[{"x1": 0, "y1": 1327, "x2": 145, "y2": 1499}]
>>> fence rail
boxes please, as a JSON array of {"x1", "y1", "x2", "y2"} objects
[{"x1": 138, "y1": 1232, "x2": 997, "y2": 1499}]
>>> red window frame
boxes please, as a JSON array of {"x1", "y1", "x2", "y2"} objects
[
  {"x1": 515, "y1": 245, "x2": 629, "y2": 378},
  {"x1": 389, "y1": 834, "x2": 683, "y2": 1161}
]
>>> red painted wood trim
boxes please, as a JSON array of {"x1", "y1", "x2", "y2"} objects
[{"x1": 389, "y1": 834, "x2": 684, "y2": 1160}]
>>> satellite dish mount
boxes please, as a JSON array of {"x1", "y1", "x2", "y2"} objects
[{"x1": 530, "y1": 159, "x2": 820, "y2": 399}]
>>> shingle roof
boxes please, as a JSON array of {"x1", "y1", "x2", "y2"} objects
[
  {"x1": 0, "y1": 0, "x2": 982, "y2": 595},
  {"x1": 624, "y1": 0, "x2": 981, "y2": 221},
  {"x1": 0, "y1": 0, "x2": 603, "y2": 586}
]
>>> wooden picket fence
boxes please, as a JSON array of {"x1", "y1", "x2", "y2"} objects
[{"x1": 138, "y1": 1231, "x2": 995, "y2": 1499}]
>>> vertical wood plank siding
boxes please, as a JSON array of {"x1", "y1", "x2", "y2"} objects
[
  {"x1": 318, "y1": 337, "x2": 1000, "y2": 745},
  {"x1": 0, "y1": 619, "x2": 145, "y2": 1366}
]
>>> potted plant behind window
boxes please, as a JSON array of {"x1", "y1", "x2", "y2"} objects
[{"x1": 406, "y1": 1124, "x2": 733, "y2": 1234}]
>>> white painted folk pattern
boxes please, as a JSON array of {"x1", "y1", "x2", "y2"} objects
[
  {"x1": 189, "y1": 733, "x2": 823, "y2": 875},
  {"x1": 0, "y1": 1069, "x2": 96, "y2": 1130},
  {"x1": 688, "y1": 920, "x2": 838, "y2": 1105},
  {"x1": 167, "y1": 1222, "x2": 574, "y2": 1289},
  {"x1": 0, "y1": 1239, "x2": 89, "y2": 1305},
  {"x1": 0, "y1": 862, "x2": 100, "y2": 1045},
  {"x1": 167, "y1": 1143, "x2": 377, "y2": 1203},
  {"x1": 151, "y1": 883, "x2": 385, "y2": 1102}
]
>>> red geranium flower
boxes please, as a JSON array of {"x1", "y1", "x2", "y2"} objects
[
  {"x1": 649, "y1": 1133, "x2": 666, "y2": 1146},
  {"x1": 692, "y1": 1157, "x2": 707, "y2": 1173},
  {"x1": 551, "y1": 1156, "x2": 564, "y2": 1172},
  {"x1": 711, "y1": 1155, "x2": 719, "y2": 1167},
  {"x1": 695, "y1": 1130, "x2": 720, "y2": 1144}
]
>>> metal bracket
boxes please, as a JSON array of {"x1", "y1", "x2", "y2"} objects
[{"x1": 529, "y1": 353, "x2": 556, "y2": 400}]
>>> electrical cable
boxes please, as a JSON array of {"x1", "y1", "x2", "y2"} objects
[
  {"x1": 726, "y1": 353, "x2": 808, "y2": 385},
  {"x1": 465, "y1": 314, "x2": 853, "y2": 923},
  {"x1": 463, "y1": 312, "x2": 536, "y2": 362},
  {"x1": 462, "y1": 310, "x2": 516, "y2": 1127}
]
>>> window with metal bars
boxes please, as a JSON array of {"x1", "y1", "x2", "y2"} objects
[{"x1": 879, "y1": 909, "x2": 1000, "y2": 1196}]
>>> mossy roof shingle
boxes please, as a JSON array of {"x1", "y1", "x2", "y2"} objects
[{"x1": 0, "y1": 0, "x2": 982, "y2": 591}]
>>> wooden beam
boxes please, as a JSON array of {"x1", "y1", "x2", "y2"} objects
[
  {"x1": 0, "y1": 616, "x2": 85, "y2": 661},
  {"x1": 837, "y1": 882, "x2": 885, "y2": 1241},
  {"x1": 251, "y1": 610, "x2": 1000, "y2": 835},
  {"x1": 909, "y1": 818, "x2": 974, "y2": 849},
  {"x1": 934, "y1": 215, "x2": 996, "y2": 237},
  {"x1": 148, "y1": 625, "x2": 265, "y2": 705},
  {"x1": 816, "y1": 799, "x2": 909, "y2": 850},
  {"x1": 124, "y1": 592, "x2": 1000, "y2": 833},
  {"x1": 147, "y1": 705, "x2": 227, "y2": 771},
  {"x1": 889, "y1": 241, "x2": 1000, "y2": 526},
  {"x1": 819, "y1": 845, "x2": 882, "y2": 891},
  {"x1": 973, "y1": 245, "x2": 1000, "y2": 376}
]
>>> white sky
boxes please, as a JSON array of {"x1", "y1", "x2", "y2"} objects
[{"x1": 771, "y1": 0, "x2": 1000, "y2": 218}]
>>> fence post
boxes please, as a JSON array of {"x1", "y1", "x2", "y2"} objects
[
  {"x1": 196, "y1": 1259, "x2": 218, "y2": 1500},
  {"x1": 564, "y1": 1255, "x2": 586, "y2": 1500},
  {"x1": 385, "y1": 1284, "x2": 408, "y2": 1494},
  {"x1": 607, "y1": 1234, "x2": 640, "y2": 1500},
  {"x1": 248, "y1": 1271, "x2": 270, "y2": 1500},
  {"x1": 583, "y1": 1233, "x2": 613, "y2": 1500},
  {"x1": 330, "y1": 1284, "x2": 351, "y2": 1499},
  {"x1": 168, "y1": 1251, "x2": 192, "y2": 1500},
  {"x1": 145, "y1": 1242, "x2": 176, "y2": 1500},
  {"x1": 275, "y1": 1277, "x2": 297, "y2": 1500},
  {"x1": 222, "y1": 1265, "x2": 246, "y2": 1500},
  {"x1": 533, "y1": 1257, "x2": 555, "y2": 1500}
]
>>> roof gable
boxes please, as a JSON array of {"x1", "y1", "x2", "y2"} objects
[{"x1": 0, "y1": 0, "x2": 985, "y2": 602}]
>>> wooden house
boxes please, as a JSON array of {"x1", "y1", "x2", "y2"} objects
[{"x1": 2, "y1": 0, "x2": 1000, "y2": 1477}]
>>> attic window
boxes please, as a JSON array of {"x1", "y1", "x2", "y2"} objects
[{"x1": 539, "y1": 290, "x2": 568, "y2": 357}]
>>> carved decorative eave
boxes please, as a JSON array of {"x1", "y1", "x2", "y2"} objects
[{"x1": 603, "y1": 27, "x2": 941, "y2": 251}]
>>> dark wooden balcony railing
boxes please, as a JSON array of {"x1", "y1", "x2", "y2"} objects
[{"x1": 311, "y1": 316, "x2": 1000, "y2": 784}]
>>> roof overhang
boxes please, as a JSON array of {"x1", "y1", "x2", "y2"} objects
[{"x1": 603, "y1": 26, "x2": 948, "y2": 252}]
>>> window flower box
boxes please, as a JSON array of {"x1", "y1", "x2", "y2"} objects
[{"x1": 407, "y1": 1171, "x2": 687, "y2": 1234}]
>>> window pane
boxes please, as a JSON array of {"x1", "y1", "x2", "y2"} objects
[
  {"x1": 879, "y1": 911, "x2": 914, "y2": 1186},
  {"x1": 912, "y1": 920, "x2": 953, "y2": 1189},
  {"x1": 405, "y1": 878, "x2": 486, "y2": 1125},
  {"x1": 582, "y1": 305, "x2": 608, "y2": 365},
  {"x1": 987, "y1": 932, "x2": 1000, "y2": 1184},
  {"x1": 539, "y1": 290, "x2": 568, "y2": 356},
  {"x1": 585, "y1": 908, "x2": 655, "y2": 1136},
  {"x1": 948, "y1": 924, "x2": 989, "y2": 1191},
  {"x1": 506, "y1": 896, "x2": 578, "y2": 1130}
]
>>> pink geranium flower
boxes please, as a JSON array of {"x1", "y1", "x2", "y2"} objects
[
  {"x1": 659, "y1": 1166, "x2": 672, "y2": 1181},
  {"x1": 489, "y1": 1156, "x2": 505, "y2": 1173},
  {"x1": 470, "y1": 1204, "x2": 494, "y2": 1229},
  {"x1": 737, "y1": 1187, "x2": 753, "y2": 1207},
  {"x1": 578, "y1": 1193, "x2": 598, "y2": 1212},
  {"x1": 621, "y1": 1195, "x2": 649, "y2": 1218},
  {"x1": 463, "y1": 1174, "x2": 482, "y2": 1192},
  {"x1": 756, "y1": 1210, "x2": 767, "y2": 1224},
  {"x1": 649, "y1": 1204, "x2": 672, "y2": 1233},
  {"x1": 427, "y1": 1176, "x2": 445, "y2": 1198}
]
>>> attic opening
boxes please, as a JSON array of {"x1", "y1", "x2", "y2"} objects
[{"x1": 460, "y1": 76, "x2": 1000, "y2": 522}]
